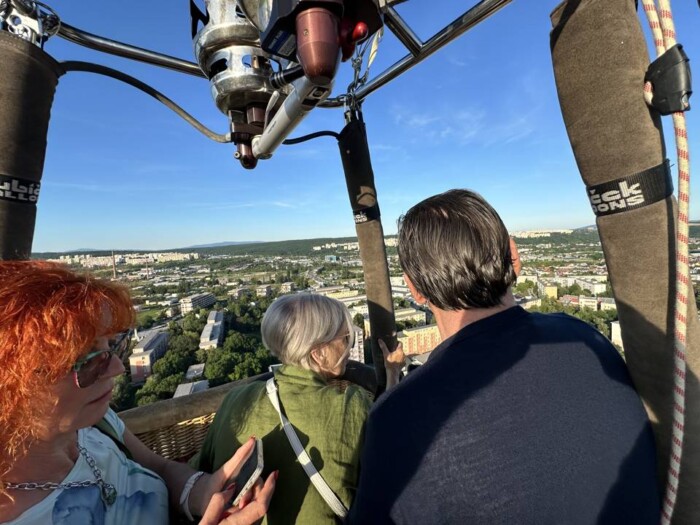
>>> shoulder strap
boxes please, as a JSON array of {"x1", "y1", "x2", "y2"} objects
[
  {"x1": 94, "y1": 417, "x2": 134, "y2": 460},
  {"x1": 265, "y1": 378, "x2": 348, "y2": 518}
]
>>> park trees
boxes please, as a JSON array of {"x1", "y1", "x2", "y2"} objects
[{"x1": 204, "y1": 330, "x2": 276, "y2": 386}]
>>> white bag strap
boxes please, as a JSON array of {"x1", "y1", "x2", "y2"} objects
[{"x1": 265, "y1": 378, "x2": 348, "y2": 518}]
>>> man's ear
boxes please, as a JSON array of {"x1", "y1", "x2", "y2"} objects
[
  {"x1": 403, "y1": 273, "x2": 428, "y2": 305},
  {"x1": 509, "y1": 237, "x2": 522, "y2": 277}
]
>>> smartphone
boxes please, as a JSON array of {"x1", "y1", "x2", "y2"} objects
[{"x1": 225, "y1": 438, "x2": 264, "y2": 509}]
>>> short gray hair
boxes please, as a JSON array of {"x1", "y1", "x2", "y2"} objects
[{"x1": 261, "y1": 293, "x2": 354, "y2": 371}]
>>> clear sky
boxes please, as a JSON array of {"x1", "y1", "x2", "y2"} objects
[{"x1": 33, "y1": 0, "x2": 700, "y2": 252}]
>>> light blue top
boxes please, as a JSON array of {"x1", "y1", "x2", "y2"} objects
[{"x1": 5, "y1": 409, "x2": 169, "y2": 525}]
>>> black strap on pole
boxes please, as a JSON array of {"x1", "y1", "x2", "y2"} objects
[
  {"x1": 0, "y1": 32, "x2": 63, "y2": 260},
  {"x1": 337, "y1": 110, "x2": 395, "y2": 396}
]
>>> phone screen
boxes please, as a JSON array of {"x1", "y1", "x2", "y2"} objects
[{"x1": 226, "y1": 438, "x2": 264, "y2": 508}]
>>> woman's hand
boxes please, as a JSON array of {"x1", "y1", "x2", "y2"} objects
[
  {"x1": 190, "y1": 438, "x2": 264, "y2": 518},
  {"x1": 199, "y1": 471, "x2": 277, "y2": 525},
  {"x1": 379, "y1": 338, "x2": 406, "y2": 388}
]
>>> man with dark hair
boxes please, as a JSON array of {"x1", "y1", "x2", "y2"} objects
[{"x1": 347, "y1": 189, "x2": 660, "y2": 524}]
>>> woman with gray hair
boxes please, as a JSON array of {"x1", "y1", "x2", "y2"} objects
[{"x1": 192, "y1": 293, "x2": 395, "y2": 524}]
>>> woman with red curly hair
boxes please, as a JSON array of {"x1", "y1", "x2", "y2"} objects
[{"x1": 0, "y1": 261, "x2": 275, "y2": 525}]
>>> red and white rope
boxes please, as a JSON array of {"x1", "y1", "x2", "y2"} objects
[{"x1": 640, "y1": 0, "x2": 690, "y2": 523}]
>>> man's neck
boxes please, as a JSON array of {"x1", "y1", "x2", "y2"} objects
[{"x1": 432, "y1": 292, "x2": 516, "y2": 341}]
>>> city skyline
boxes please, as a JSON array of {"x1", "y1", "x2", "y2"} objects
[{"x1": 31, "y1": 1, "x2": 700, "y2": 251}]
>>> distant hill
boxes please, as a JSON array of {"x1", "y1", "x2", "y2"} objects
[
  {"x1": 513, "y1": 228, "x2": 601, "y2": 246},
  {"x1": 191, "y1": 236, "x2": 364, "y2": 256},
  {"x1": 184, "y1": 241, "x2": 261, "y2": 249}
]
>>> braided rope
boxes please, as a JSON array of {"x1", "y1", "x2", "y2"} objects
[{"x1": 640, "y1": 1, "x2": 689, "y2": 523}]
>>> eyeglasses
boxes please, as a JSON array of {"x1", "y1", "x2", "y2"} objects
[{"x1": 72, "y1": 331, "x2": 130, "y2": 388}]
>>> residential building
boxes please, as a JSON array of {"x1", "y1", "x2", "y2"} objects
[
  {"x1": 575, "y1": 279, "x2": 607, "y2": 295},
  {"x1": 186, "y1": 363, "x2": 206, "y2": 381},
  {"x1": 610, "y1": 320, "x2": 624, "y2": 351},
  {"x1": 599, "y1": 297, "x2": 617, "y2": 311},
  {"x1": 397, "y1": 324, "x2": 442, "y2": 356},
  {"x1": 350, "y1": 325, "x2": 364, "y2": 364},
  {"x1": 173, "y1": 380, "x2": 209, "y2": 398},
  {"x1": 537, "y1": 279, "x2": 558, "y2": 299},
  {"x1": 349, "y1": 304, "x2": 369, "y2": 317},
  {"x1": 314, "y1": 286, "x2": 358, "y2": 300},
  {"x1": 229, "y1": 287, "x2": 253, "y2": 300},
  {"x1": 279, "y1": 282, "x2": 296, "y2": 293},
  {"x1": 129, "y1": 351, "x2": 159, "y2": 385},
  {"x1": 200, "y1": 310, "x2": 225, "y2": 350},
  {"x1": 560, "y1": 295, "x2": 580, "y2": 307},
  {"x1": 314, "y1": 285, "x2": 345, "y2": 296},
  {"x1": 517, "y1": 275, "x2": 538, "y2": 285},
  {"x1": 395, "y1": 308, "x2": 426, "y2": 325},
  {"x1": 517, "y1": 297, "x2": 542, "y2": 309},
  {"x1": 129, "y1": 331, "x2": 169, "y2": 384},
  {"x1": 256, "y1": 284, "x2": 273, "y2": 298},
  {"x1": 579, "y1": 295, "x2": 599, "y2": 310},
  {"x1": 338, "y1": 294, "x2": 367, "y2": 307},
  {"x1": 180, "y1": 292, "x2": 216, "y2": 314}
]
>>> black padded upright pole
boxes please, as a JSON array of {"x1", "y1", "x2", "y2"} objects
[
  {"x1": 338, "y1": 113, "x2": 395, "y2": 395},
  {"x1": 551, "y1": 1, "x2": 699, "y2": 522},
  {"x1": 0, "y1": 32, "x2": 63, "y2": 260}
]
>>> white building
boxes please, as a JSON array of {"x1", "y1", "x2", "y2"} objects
[
  {"x1": 517, "y1": 275, "x2": 538, "y2": 285},
  {"x1": 229, "y1": 287, "x2": 253, "y2": 300},
  {"x1": 256, "y1": 285, "x2": 273, "y2": 298},
  {"x1": 180, "y1": 292, "x2": 216, "y2": 314},
  {"x1": 279, "y1": 282, "x2": 296, "y2": 293},
  {"x1": 575, "y1": 279, "x2": 607, "y2": 295},
  {"x1": 610, "y1": 320, "x2": 624, "y2": 352},
  {"x1": 350, "y1": 326, "x2": 365, "y2": 364},
  {"x1": 337, "y1": 294, "x2": 367, "y2": 307},
  {"x1": 395, "y1": 308, "x2": 426, "y2": 325},
  {"x1": 199, "y1": 310, "x2": 225, "y2": 350},
  {"x1": 186, "y1": 363, "x2": 206, "y2": 381},
  {"x1": 129, "y1": 331, "x2": 169, "y2": 384},
  {"x1": 579, "y1": 296, "x2": 599, "y2": 310},
  {"x1": 173, "y1": 380, "x2": 209, "y2": 398},
  {"x1": 599, "y1": 297, "x2": 617, "y2": 311}
]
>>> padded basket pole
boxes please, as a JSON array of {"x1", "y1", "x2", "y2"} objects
[
  {"x1": 0, "y1": 32, "x2": 63, "y2": 260},
  {"x1": 337, "y1": 114, "x2": 395, "y2": 395},
  {"x1": 551, "y1": 1, "x2": 699, "y2": 522}
]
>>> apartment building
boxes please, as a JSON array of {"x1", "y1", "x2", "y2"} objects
[{"x1": 180, "y1": 292, "x2": 216, "y2": 314}]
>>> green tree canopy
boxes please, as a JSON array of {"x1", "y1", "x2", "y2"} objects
[
  {"x1": 135, "y1": 372, "x2": 185, "y2": 406},
  {"x1": 111, "y1": 374, "x2": 136, "y2": 412}
]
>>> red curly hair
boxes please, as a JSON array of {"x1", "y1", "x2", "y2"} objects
[{"x1": 0, "y1": 260, "x2": 134, "y2": 493}]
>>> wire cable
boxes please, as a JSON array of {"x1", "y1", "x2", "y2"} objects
[
  {"x1": 282, "y1": 131, "x2": 340, "y2": 145},
  {"x1": 61, "y1": 61, "x2": 231, "y2": 143}
]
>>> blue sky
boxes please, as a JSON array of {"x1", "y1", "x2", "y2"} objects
[{"x1": 34, "y1": 0, "x2": 700, "y2": 251}]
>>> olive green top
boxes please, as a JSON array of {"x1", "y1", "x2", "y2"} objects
[{"x1": 191, "y1": 365, "x2": 372, "y2": 524}]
